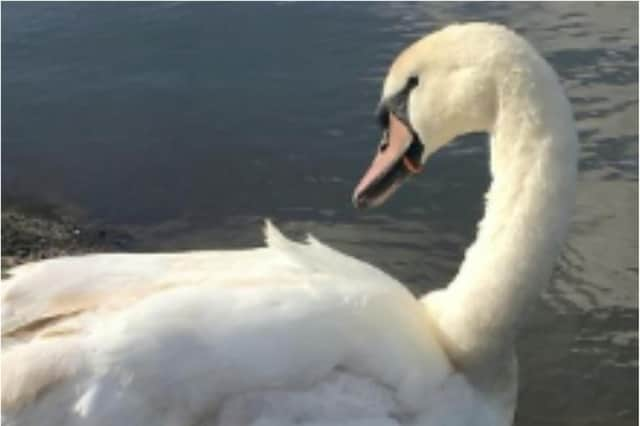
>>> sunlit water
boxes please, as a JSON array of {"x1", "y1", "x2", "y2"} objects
[{"x1": 2, "y1": 3, "x2": 637, "y2": 424}]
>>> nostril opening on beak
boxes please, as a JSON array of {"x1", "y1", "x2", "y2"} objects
[{"x1": 379, "y1": 141, "x2": 389, "y2": 153}]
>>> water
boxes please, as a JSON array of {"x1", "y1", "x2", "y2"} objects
[{"x1": 2, "y1": 3, "x2": 637, "y2": 424}]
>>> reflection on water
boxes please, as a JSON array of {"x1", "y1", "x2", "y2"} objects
[{"x1": 2, "y1": 2, "x2": 637, "y2": 425}]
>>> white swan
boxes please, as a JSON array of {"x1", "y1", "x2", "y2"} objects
[{"x1": 1, "y1": 23, "x2": 577, "y2": 426}]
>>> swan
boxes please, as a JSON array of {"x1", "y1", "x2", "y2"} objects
[{"x1": 1, "y1": 23, "x2": 577, "y2": 426}]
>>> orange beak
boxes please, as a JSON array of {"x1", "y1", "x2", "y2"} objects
[{"x1": 353, "y1": 113, "x2": 423, "y2": 208}]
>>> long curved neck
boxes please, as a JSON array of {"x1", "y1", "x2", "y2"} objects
[{"x1": 425, "y1": 59, "x2": 578, "y2": 372}]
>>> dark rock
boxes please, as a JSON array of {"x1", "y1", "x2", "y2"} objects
[{"x1": 1, "y1": 205, "x2": 136, "y2": 276}]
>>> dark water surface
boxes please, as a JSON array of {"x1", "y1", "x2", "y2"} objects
[{"x1": 2, "y1": 3, "x2": 638, "y2": 424}]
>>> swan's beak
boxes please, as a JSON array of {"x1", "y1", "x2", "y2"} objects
[{"x1": 353, "y1": 113, "x2": 423, "y2": 208}]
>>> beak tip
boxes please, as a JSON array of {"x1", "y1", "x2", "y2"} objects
[{"x1": 352, "y1": 192, "x2": 368, "y2": 209}]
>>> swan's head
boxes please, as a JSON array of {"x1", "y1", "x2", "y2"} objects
[{"x1": 353, "y1": 23, "x2": 525, "y2": 208}]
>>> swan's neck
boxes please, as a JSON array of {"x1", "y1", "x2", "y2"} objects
[{"x1": 424, "y1": 61, "x2": 578, "y2": 372}]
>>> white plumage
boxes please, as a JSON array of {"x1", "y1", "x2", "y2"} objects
[
  {"x1": 2, "y1": 23, "x2": 577, "y2": 426},
  {"x1": 3, "y1": 222, "x2": 487, "y2": 425}
]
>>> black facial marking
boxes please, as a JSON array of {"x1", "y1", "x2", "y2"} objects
[
  {"x1": 377, "y1": 107, "x2": 390, "y2": 129},
  {"x1": 376, "y1": 76, "x2": 419, "y2": 129}
]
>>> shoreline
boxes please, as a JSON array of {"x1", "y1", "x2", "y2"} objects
[{"x1": 1, "y1": 200, "x2": 135, "y2": 276}]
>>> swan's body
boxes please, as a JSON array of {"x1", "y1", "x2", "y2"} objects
[
  {"x1": 2, "y1": 23, "x2": 577, "y2": 426},
  {"x1": 3, "y1": 224, "x2": 491, "y2": 426}
]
